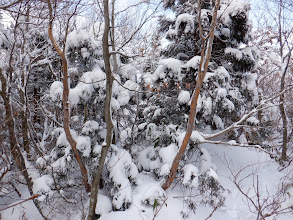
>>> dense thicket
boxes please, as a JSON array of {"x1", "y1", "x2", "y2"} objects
[{"x1": 0, "y1": 0, "x2": 292, "y2": 219}]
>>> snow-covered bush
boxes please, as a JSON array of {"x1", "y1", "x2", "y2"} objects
[{"x1": 105, "y1": 145, "x2": 138, "y2": 210}]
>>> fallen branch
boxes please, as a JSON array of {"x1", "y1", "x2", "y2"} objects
[{"x1": 0, "y1": 194, "x2": 39, "y2": 212}]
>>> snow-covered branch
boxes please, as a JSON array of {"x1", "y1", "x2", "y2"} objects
[{"x1": 202, "y1": 84, "x2": 293, "y2": 140}]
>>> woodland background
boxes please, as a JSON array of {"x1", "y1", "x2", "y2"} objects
[{"x1": 0, "y1": 0, "x2": 292, "y2": 219}]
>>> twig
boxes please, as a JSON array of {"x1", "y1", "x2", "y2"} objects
[{"x1": 0, "y1": 194, "x2": 39, "y2": 212}]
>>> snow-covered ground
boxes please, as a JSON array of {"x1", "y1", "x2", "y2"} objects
[
  {"x1": 98, "y1": 144, "x2": 293, "y2": 220},
  {"x1": 1, "y1": 143, "x2": 293, "y2": 220}
]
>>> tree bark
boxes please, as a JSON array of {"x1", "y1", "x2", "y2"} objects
[
  {"x1": 162, "y1": 0, "x2": 221, "y2": 191},
  {"x1": 111, "y1": 0, "x2": 118, "y2": 73},
  {"x1": 19, "y1": 4, "x2": 30, "y2": 156},
  {"x1": 46, "y1": 0, "x2": 91, "y2": 193},
  {"x1": 280, "y1": 73, "x2": 288, "y2": 161},
  {"x1": 88, "y1": 0, "x2": 113, "y2": 219},
  {"x1": 278, "y1": 0, "x2": 289, "y2": 161},
  {"x1": 0, "y1": 69, "x2": 45, "y2": 219}
]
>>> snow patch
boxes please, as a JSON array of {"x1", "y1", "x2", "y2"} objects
[{"x1": 178, "y1": 90, "x2": 190, "y2": 104}]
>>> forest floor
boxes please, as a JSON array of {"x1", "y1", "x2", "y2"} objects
[{"x1": 1, "y1": 143, "x2": 293, "y2": 220}]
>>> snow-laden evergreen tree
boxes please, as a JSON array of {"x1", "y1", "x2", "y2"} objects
[
  {"x1": 35, "y1": 28, "x2": 143, "y2": 214},
  {"x1": 136, "y1": 0, "x2": 260, "y2": 215},
  {"x1": 141, "y1": 0, "x2": 260, "y2": 144}
]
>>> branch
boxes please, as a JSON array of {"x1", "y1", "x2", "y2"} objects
[
  {"x1": 202, "y1": 84, "x2": 293, "y2": 140},
  {"x1": 0, "y1": 0, "x2": 22, "y2": 10},
  {"x1": 117, "y1": 2, "x2": 161, "y2": 51},
  {"x1": 110, "y1": 51, "x2": 142, "y2": 58},
  {"x1": 0, "y1": 194, "x2": 39, "y2": 212}
]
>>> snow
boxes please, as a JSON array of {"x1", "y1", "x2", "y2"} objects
[
  {"x1": 216, "y1": 88, "x2": 227, "y2": 98},
  {"x1": 120, "y1": 64, "x2": 140, "y2": 82},
  {"x1": 97, "y1": 142, "x2": 293, "y2": 220},
  {"x1": 51, "y1": 157, "x2": 67, "y2": 172},
  {"x1": 117, "y1": 91, "x2": 130, "y2": 106},
  {"x1": 1, "y1": 185, "x2": 44, "y2": 220},
  {"x1": 203, "y1": 96, "x2": 213, "y2": 115},
  {"x1": 33, "y1": 175, "x2": 54, "y2": 195},
  {"x1": 138, "y1": 122, "x2": 147, "y2": 130},
  {"x1": 93, "y1": 143, "x2": 102, "y2": 155},
  {"x1": 221, "y1": 27, "x2": 231, "y2": 37},
  {"x1": 200, "y1": 147, "x2": 213, "y2": 173},
  {"x1": 111, "y1": 97, "x2": 121, "y2": 111},
  {"x1": 217, "y1": 66, "x2": 230, "y2": 79},
  {"x1": 80, "y1": 66, "x2": 106, "y2": 89},
  {"x1": 183, "y1": 55, "x2": 201, "y2": 69},
  {"x1": 68, "y1": 66, "x2": 106, "y2": 106},
  {"x1": 207, "y1": 168, "x2": 218, "y2": 180},
  {"x1": 218, "y1": 0, "x2": 251, "y2": 24},
  {"x1": 228, "y1": 89, "x2": 241, "y2": 100},
  {"x1": 203, "y1": 72, "x2": 214, "y2": 82},
  {"x1": 49, "y1": 81, "x2": 63, "y2": 102},
  {"x1": 182, "y1": 164, "x2": 199, "y2": 187},
  {"x1": 66, "y1": 29, "x2": 98, "y2": 50},
  {"x1": 213, "y1": 115, "x2": 225, "y2": 129},
  {"x1": 159, "y1": 143, "x2": 178, "y2": 164},
  {"x1": 190, "y1": 131, "x2": 205, "y2": 143},
  {"x1": 153, "y1": 108, "x2": 161, "y2": 118},
  {"x1": 95, "y1": 194, "x2": 112, "y2": 216},
  {"x1": 223, "y1": 98, "x2": 235, "y2": 111},
  {"x1": 81, "y1": 47, "x2": 90, "y2": 58},
  {"x1": 246, "y1": 116, "x2": 259, "y2": 125},
  {"x1": 120, "y1": 128, "x2": 131, "y2": 143},
  {"x1": 160, "y1": 164, "x2": 171, "y2": 176},
  {"x1": 112, "y1": 79, "x2": 120, "y2": 96},
  {"x1": 137, "y1": 147, "x2": 161, "y2": 171},
  {"x1": 82, "y1": 120, "x2": 100, "y2": 135},
  {"x1": 225, "y1": 47, "x2": 243, "y2": 60},
  {"x1": 35, "y1": 156, "x2": 49, "y2": 169},
  {"x1": 175, "y1": 13, "x2": 194, "y2": 34},
  {"x1": 154, "y1": 58, "x2": 182, "y2": 80},
  {"x1": 242, "y1": 46, "x2": 258, "y2": 63},
  {"x1": 122, "y1": 80, "x2": 139, "y2": 96},
  {"x1": 178, "y1": 90, "x2": 190, "y2": 104},
  {"x1": 146, "y1": 123, "x2": 160, "y2": 140},
  {"x1": 76, "y1": 135, "x2": 91, "y2": 157},
  {"x1": 139, "y1": 181, "x2": 167, "y2": 206},
  {"x1": 2, "y1": 143, "x2": 293, "y2": 220},
  {"x1": 107, "y1": 145, "x2": 138, "y2": 210}
]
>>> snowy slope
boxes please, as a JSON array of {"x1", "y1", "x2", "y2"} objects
[
  {"x1": 1, "y1": 143, "x2": 292, "y2": 220},
  {"x1": 98, "y1": 144, "x2": 293, "y2": 220}
]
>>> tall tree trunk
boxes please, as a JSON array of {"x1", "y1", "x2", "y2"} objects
[
  {"x1": 111, "y1": 0, "x2": 118, "y2": 73},
  {"x1": 19, "y1": 5, "x2": 30, "y2": 156},
  {"x1": 0, "y1": 69, "x2": 45, "y2": 219},
  {"x1": 20, "y1": 89, "x2": 30, "y2": 154},
  {"x1": 46, "y1": 0, "x2": 91, "y2": 193},
  {"x1": 162, "y1": 0, "x2": 220, "y2": 191},
  {"x1": 280, "y1": 74, "x2": 288, "y2": 161},
  {"x1": 88, "y1": 0, "x2": 113, "y2": 219},
  {"x1": 278, "y1": 0, "x2": 288, "y2": 161}
]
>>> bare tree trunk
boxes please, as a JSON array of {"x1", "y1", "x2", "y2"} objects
[
  {"x1": 280, "y1": 75, "x2": 288, "y2": 160},
  {"x1": 0, "y1": 69, "x2": 45, "y2": 219},
  {"x1": 278, "y1": 0, "x2": 288, "y2": 161},
  {"x1": 46, "y1": 0, "x2": 91, "y2": 193},
  {"x1": 111, "y1": 0, "x2": 118, "y2": 73},
  {"x1": 20, "y1": 86, "x2": 30, "y2": 154},
  {"x1": 88, "y1": 0, "x2": 113, "y2": 219},
  {"x1": 162, "y1": 0, "x2": 220, "y2": 191},
  {"x1": 19, "y1": 5, "x2": 30, "y2": 156}
]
